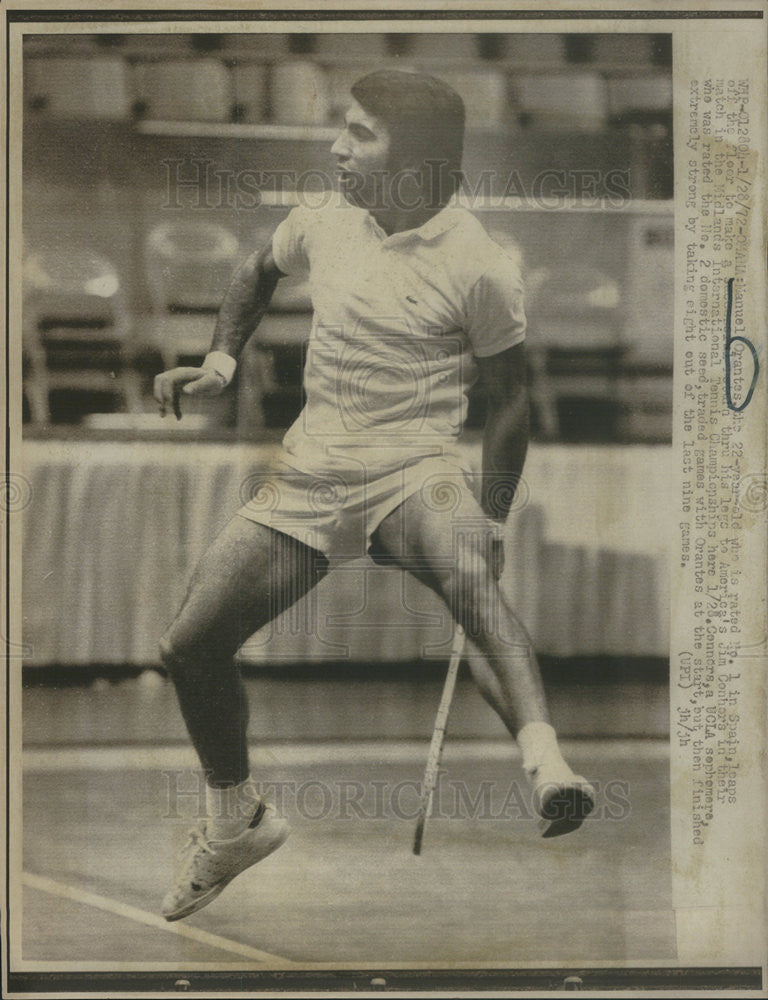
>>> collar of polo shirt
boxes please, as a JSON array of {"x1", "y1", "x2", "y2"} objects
[{"x1": 366, "y1": 204, "x2": 463, "y2": 247}]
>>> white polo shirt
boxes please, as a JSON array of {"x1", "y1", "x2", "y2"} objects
[{"x1": 270, "y1": 199, "x2": 526, "y2": 479}]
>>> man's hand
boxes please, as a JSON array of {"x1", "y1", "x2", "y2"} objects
[
  {"x1": 476, "y1": 344, "x2": 530, "y2": 526},
  {"x1": 489, "y1": 521, "x2": 505, "y2": 582},
  {"x1": 153, "y1": 365, "x2": 228, "y2": 420}
]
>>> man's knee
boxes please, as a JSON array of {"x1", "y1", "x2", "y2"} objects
[
  {"x1": 159, "y1": 631, "x2": 221, "y2": 679},
  {"x1": 160, "y1": 583, "x2": 247, "y2": 675},
  {"x1": 159, "y1": 634, "x2": 189, "y2": 677},
  {"x1": 441, "y1": 551, "x2": 498, "y2": 631}
]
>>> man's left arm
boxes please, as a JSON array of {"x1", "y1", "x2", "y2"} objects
[{"x1": 475, "y1": 342, "x2": 529, "y2": 523}]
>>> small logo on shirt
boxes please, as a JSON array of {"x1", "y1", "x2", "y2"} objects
[{"x1": 406, "y1": 295, "x2": 418, "y2": 305}]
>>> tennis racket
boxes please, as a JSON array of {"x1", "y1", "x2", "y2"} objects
[{"x1": 412, "y1": 624, "x2": 466, "y2": 855}]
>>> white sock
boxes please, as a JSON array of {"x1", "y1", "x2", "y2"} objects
[
  {"x1": 517, "y1": 721, "x2": 567, "y2": 777},
  {"x1": 206, "y1": 777, "x2": 262, "y2": 840}
]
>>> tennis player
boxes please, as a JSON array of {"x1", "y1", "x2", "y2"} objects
[{"x1": 154, "y1": 70, "x2": 595, "y2": 922}]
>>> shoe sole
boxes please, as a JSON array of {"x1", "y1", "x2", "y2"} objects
[
  {"x1": 163, "y1": 823, "x2": 290, "y2": 922},
  {"x1": 164, "y1": 879, "x2": 231, "y2": 922},
  {"x1": 538, "y1": 786, "x2": 595, "y2": 839}
]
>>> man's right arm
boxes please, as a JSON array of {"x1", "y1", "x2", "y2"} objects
[
  {"x1": 154, "y1": 240, "x2": 284, "y2": 417},
  {"x1": 208, "y1": 242, "x2": 283, "y2": 359}
]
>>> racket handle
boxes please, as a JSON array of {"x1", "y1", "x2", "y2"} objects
[
  {"x1": 413, "y1": 813, "x2": 426, "y2": 856},
  {"x1": 412, "y1": 627, "x2": 465, "y2": 856}
]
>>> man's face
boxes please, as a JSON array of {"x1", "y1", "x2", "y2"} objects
[{"x1": 330, "y1": 100, "x2": 394, "y2": 210}]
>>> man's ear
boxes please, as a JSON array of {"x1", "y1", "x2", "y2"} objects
[
  {"x1": 392, "y1": 158, "x2": 427, "y2": 196},
  {"x1": 389, "y1": 146, "x2": 421, "y2": 177},
  {"x1": 400, "y1": 154, "x2": 422, "y2": 175}
]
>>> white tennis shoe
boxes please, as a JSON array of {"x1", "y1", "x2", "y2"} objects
[
  {"x1": 529, "y1": 764, "x2": 596, "y2": 839},
  {"x1": 162, "y1": 803, "x2": 289, "y2": 921}
]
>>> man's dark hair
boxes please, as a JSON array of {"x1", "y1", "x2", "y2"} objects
[{"x1": 350, "y1": 69, "x2": 465, "y2": 208}]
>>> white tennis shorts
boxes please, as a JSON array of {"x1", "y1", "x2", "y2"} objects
[{"x1": 237, "y1": 453, "x2": 477, "y2": 562}]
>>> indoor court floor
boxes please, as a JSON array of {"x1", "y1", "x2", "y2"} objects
[{"x1": 20, "y1": 738, "x2": 674, "y2": 968}]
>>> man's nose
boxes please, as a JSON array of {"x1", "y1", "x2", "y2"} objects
[{"x1": 331, "y1": 133, "x2": 350, "y2": 159}]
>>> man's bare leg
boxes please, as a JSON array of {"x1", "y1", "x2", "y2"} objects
[
  {"x1": 372, "y1": 489, "x2": 547, "y2": 732},
  {"x1": 159, "y1": 515, "x2": 328, "y2": 786},
  {"x1": 158, "y1": 516, "x2": 328, "y2": 919},
  {"x1": 372, "y1": 487, "x2": 595, "y2": 836}
]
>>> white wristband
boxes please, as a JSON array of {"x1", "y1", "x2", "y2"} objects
[{"x1": 203, "y1": 351, "x2": 237, "y2": 386}]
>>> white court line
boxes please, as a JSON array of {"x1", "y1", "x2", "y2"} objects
[
  {"x1": 22, "y1": 871, "x2": 297, "y2": 967},
  {"x1": 21, "y1": 739, "x2": 669, "y2": 773}
]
